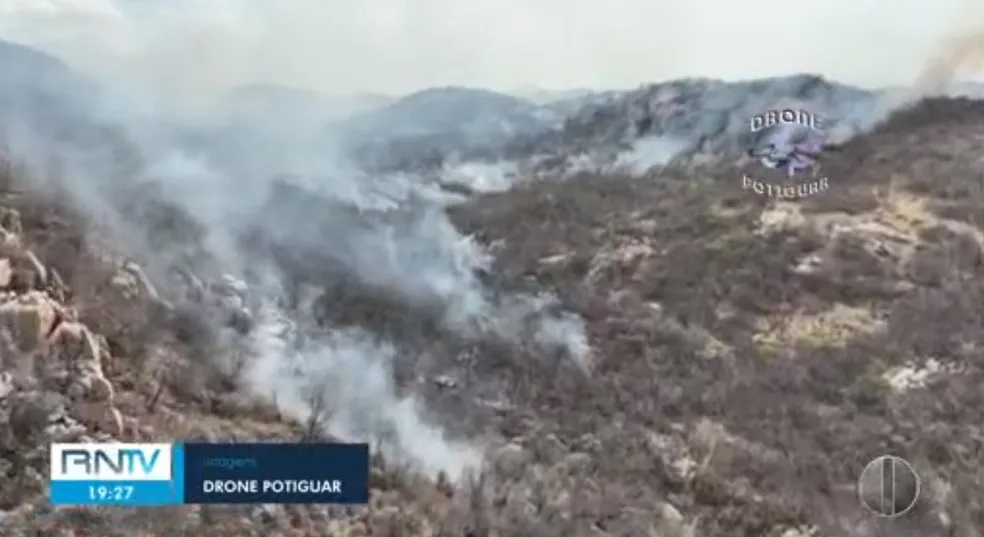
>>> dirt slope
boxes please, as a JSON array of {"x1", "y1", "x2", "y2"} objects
[{"x1": 1, "y1": 96, "x2": 983, "y2": 537}]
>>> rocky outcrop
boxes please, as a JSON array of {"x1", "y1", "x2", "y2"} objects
[
  {"x1": 0, "y1": 209, "x2": 124, "y2": 447},
  {"x1": 0, "y1": 200, "x2": 323, "y2": 534}
]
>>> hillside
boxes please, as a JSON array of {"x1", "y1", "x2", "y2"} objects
[
  {"x1": 343, "y1": 87, "x2": 557, "y2": 171},
  {"x1": 448, "y1": 97, "x2": 984, "y2": 536},
  {"x1": 357, "y1": 87, "x2": 541, "y2": 134},
  {"x1": 0, "y1": 92, "x2": 981, "y2": 536},
  {"x1": 0, "y1": 38, "x2": 984, "y2": 537}
]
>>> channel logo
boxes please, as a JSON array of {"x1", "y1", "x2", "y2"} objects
[
  {"x1": 51, "y1": 443, "x2": 172, "y2": 481},
  {"x1": 49, "y1": 442, "x2": 370, "y2": 506},
  {"x1": 50, "y1": 443, "x2": 182, "y2": 506}
]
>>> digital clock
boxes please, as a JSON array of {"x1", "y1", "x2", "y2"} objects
[
  {"x1": 52, "y1": 480, "x2": 177, "y2": 506},
  {"x1": 88, "y1": 484, "x2": 135, "y2": 502}
]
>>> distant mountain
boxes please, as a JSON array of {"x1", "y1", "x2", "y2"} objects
[
  {"x1": 0, "y1": 39, "x2": 108, "y2": 145},
  {"x1": 510, "y1": 87, "x2": 602, "y2": 104},
  {"x1": 340, "y1": 86, "x2": 560, "y2": 169},
  {"x1": 349, "y1": 86, "x2": 545, "y2": 137},
  {"x1": 0, "y1": 39, "x2": 100, "y2": 103},
  {"x1": 0, "y1": 40, "x2": 71, "y2": 81},
  {"x1": 528, "y1": 75, "x2": 880, "y2": 169}
]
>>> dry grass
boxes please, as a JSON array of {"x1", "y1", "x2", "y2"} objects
[
  {"x1": 753, "y1": 304, "x2": 877, "y2": 355},
  {"x1": 443, "y1": 98, "x2": 984, "y2": 537}
]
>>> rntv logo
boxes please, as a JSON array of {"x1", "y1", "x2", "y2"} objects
[{"x1": 51, "y1": 443, "x2": 172, "y2": 481}]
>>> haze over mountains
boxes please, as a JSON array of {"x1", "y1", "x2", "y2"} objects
[
  {"x1": 222, "y1": 84, "x2": 394, "y2": 121},
  {"x1": 1, "y1": 0, "x2": 983, "y2": 458},
  {"x1": 3, "y1": 0, "x2": 984, "y2": 532},
  {"x1": 0, "y1": 35, "x2": 954, "y2": 209}
]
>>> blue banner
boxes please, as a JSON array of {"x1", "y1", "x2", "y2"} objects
[
  {"x1": 182, "y1": 442, "x2": 369, "y2": 504},
  {"x1": 49, "y1": 480, "x2": 182, "y2": 506},
  {"x1": 49, "y1": 442, "x2": 368, "y2": 506}
]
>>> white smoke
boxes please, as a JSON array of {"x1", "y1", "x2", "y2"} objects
[
  {"x1": 3, "y1": 0, "x2": 984, "y2": 482},
  {"x1": 0, "y1": 90, "x2": 503, "y2": 477},
  {"x1": 0, "y1": 18, "x2": 595, "y2": 481},
  {"x1": 614, "y1": 136, "x2": 691, "y2": 174},
  {"x1": 247, "y1": 308, "x2": 482, "y2": 480}
]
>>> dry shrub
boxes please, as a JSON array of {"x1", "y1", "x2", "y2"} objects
[{"x1": 6, "y1": 97, "x2": 984, "y2": 537}]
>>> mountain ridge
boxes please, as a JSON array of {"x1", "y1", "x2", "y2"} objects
[{"x1": 0, "y1": 36, "x2": 983, "y2": 537}]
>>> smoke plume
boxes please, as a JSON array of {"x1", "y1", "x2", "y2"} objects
[
  {"x1": 1, "y1": 0, "x2": 983, "y2": 481},
  {"x1": 0, "y1": 0, "x2": 980, "y2": 102}
]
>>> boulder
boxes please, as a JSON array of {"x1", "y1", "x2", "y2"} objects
[
  {"x1": 0, "y1": 258, "x2": 10, "y2": 289},
  {"x1": 123, "y1": 261, "x2": 160, "y2": 300},
  {"x1": 17, "y1": 251, "x2": 47, "y2": 288},
  {"x1": 111, "y1": 260, "x2": 160, "y2": 301},
  {"x1": 0, "y1": 291, "x2": 59, "y2": 351},
  {"x1": 71, "y1": 401, "x2": 123, "y2": 436},
  {"x1": 110, "y1": 270, "x2": 138, "y2": 298},
  {"x1": 0, "y1": 228, "x2": 20, "y2": 258},
  {"x1": 47, "y1": 321, "x2": 102, "y2": 363},
  {"x1": 9, "y1": 267, "x2": 38, "y2": 292},
  {"x1": 651, "y1": 501, "x2": 689, "y2": 537},
  {"x1": 0, "y1": 372, "x2": 14, "y2": 400},
  {"x1": 83, "y1": 375, "x2": 113, "y2": 402},
  {"x1": 0, "y1": 248, "x2": 49, "y2": 291},
  {"x1": 0, "y1": 207, "x2": 22, "y2": 235}
]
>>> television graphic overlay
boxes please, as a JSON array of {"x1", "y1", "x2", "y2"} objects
[
  {"x1": 742, "y1": 108, "x2": 833, "y2": 199},
  {"x1": 183, "y1": 442, "x2": 369, "y2": 504},
  {"x1": 50, "y1": 443, "x2": 183, "y2": 506},
  {"x1": 49, "y1": 442, "x2": 370, "y2": 506}
]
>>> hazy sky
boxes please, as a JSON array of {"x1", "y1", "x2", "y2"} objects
[{"x1": 0, "y1": 0, "x2": 980, "y2": 102}]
